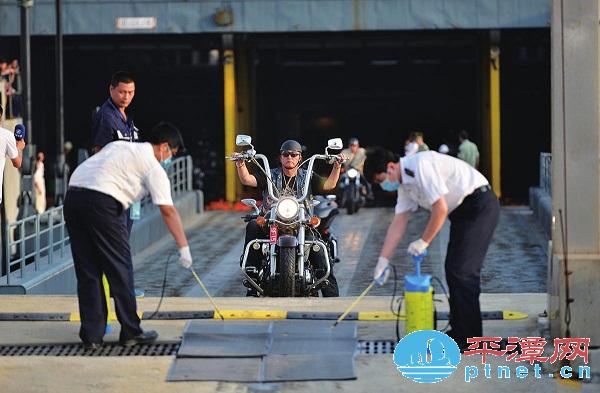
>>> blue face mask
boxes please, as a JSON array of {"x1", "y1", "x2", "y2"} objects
[
  {"x1": 160, "y1": 147, "x2": 173, "y2": 169},
  {"x1": 380, "y1": 178, "x2": 400, "y2": 192},
  {"x1": 161, "y1": 156, "x2": 173, "y2": 169}
]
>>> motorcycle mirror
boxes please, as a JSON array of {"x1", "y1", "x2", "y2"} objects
[
  {"x1": 236, "y1": 135, "x2": 252, "y2": 147},
  {"x1": 241, "y1": 198, "x2": 259, "y2": 214},
  {"x1": 327, "y1": 138, "x2": 343, "y2": 150},
  {"x1": 311, "y1": 199, "x2": 321, "y2": 207},
  {"x1": 326, "y1": 195, "x2": 337, "y2": 201}
]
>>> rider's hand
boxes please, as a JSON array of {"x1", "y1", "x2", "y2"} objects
[
  {"x1": 179, "y1": 246, "x2": 193, "y2": 269},
  {"x1": 373, "y1": 256, "x2": 390, "y2": 286},
  {"x1": 16, "y1": 139, "x2": 25, "y2": 151},
  {"x1": 407, "y1": 238, "x2": 429, "y2": 257}
]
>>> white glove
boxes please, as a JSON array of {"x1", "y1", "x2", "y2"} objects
[
  {"x1": 373, "y1": 256, "x2": 391, "y2": 286},
  {"x1": 179, "y1": 246, "x2": 193, "y2": 269},
  {"x1": 407, "y1": 239, "x2": 429, "y2": 257}
]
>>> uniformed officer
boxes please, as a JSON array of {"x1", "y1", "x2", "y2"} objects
[
  {"x1": 364, "y1": 147, "x2": 500, "y2": 349},
  {"x1": 92, "y1": 71, "x2": 139, "y2": 153},
  {"x1": 64, "y1": 123, "x2": 193, "y2": 350}
]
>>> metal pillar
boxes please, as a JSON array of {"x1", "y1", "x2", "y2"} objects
[
  {"x1": 488, "y1": 39, "x2": 501, "y2": 198},
  {"x1": 19, "y1": 0, "x2": 33, "y2": 144},
  {"x1": 223, "y1": 34, "x2": 237, "y2": 203},
  {"x1": 550, "y1": 0, "x2": 600, "y2": 344},
  {"x1": 56, "y1": 0, "x2": 65, "y2": 163}
]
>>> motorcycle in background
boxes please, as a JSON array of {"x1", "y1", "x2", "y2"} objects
[{"x1": 338, "y1": 166, "x2": 365, "y2": 214}]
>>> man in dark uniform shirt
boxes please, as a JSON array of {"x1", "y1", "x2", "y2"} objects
[
  {"x1": 92, "y1": 71, "x2": 140, "y2": 234},
  {"x1": 233, "y1": 139, "x2": 343, "y2": 297},
  {"x1": 92, "y1": 71, "x2": 139, "y2": 153}
]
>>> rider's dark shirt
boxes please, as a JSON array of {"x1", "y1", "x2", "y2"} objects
[{"x1": 255, "y1": 170, "x2": 326, "y2": 197}]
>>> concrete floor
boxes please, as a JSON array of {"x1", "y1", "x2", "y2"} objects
[{"x1": 0, "y1": 294, "x2": 595, "y2": 393}]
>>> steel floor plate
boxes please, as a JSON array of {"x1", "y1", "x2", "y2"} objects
[{"x1": 167, "y1": 320, "x2": 357, "y2": 382}]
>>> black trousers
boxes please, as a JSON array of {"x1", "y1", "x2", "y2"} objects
[
  {"x1": 244, "y1": 220, "x2": 339, "y2": 297},
  {"x1": 445, "y1": 187, "x2": 500, "y2": 342},
  {"x1": 64, "y1": 189, "x2": 143, "y2": 344}
]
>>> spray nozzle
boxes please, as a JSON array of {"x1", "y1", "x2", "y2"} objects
[{"x1": 412, "y1": 249, "x2": 428, "y2": 277}]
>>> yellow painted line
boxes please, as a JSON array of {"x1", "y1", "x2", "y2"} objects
[
  {"x1": 67, "y1": 310, "x2": 526, "y2": 322},
  {"x1": 359, "y1": 311, "x2": 405, "y2": 321},
  {"x1": 216, "y1": 309, "x2": 287, "y2": 320},
  {"x1": 502, "y1": 310, "x2": 528, "y2": 320},
  {"x1": 69, "y1": 311, "x2": 143, "y2": 322}
]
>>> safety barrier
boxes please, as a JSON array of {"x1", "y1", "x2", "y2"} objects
[
  {"x1": 3, "y1": 206, "x2": 69, "y2": 285},
  {"x1": 539, "y1": 152, "x2": 551, "y2": 194},
  {"x1": 140, "y1": 155, "x2": 193, "y2": 214},
  {"x1": 2, "y1": 156, "x2": 194, "y2": 285}
]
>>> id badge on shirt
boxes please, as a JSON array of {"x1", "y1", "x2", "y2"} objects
[{"x1": 130, "y1": 201, "x2": 142, "y2": 220}]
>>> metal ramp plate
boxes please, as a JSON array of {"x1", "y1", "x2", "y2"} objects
[
  {"x1": 177, "y1": 321, "x2": 273, "y2": 357},
  {"x1": 167, "y1": 320, "x2": 357, "y2": 382}
]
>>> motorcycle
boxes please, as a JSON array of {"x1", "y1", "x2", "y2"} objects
[
  {"x1": 313, "y1": 194, "x2": 340, "y2": 266},
  {"x1": 229, "y1": 135, "x2": 344, "y2": 297},
  {"x1": 338, "y1": 166, "x2": 366, "y2": 215}
]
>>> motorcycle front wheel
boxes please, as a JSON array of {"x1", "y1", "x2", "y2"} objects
[{"x1": 279, "y1": 247, "x2": 296, "y2": 297}]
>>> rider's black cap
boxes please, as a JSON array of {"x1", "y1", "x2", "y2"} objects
[{"x1": 280, "y1": 140, "x2": 302, "y2": 153}]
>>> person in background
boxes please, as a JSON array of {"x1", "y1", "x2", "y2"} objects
[
  {"x1": 457, "y1": 130, "x2": 480, "y2": 168},
  {"x1": 410, "y1": 131, "x2": 429, "y2": 152},
  {"x1": 92, "y1": 71, "x2": 139, "y2": 153},
  {"x1": 438, "y1": 144, "x2": 450, "y2": 154},
  {"x1": 33, "y1": 151, "x2": 46, "y2": 214},
  {"x1": 341, "y1": 137, "x2": 367, "y2": 173}
]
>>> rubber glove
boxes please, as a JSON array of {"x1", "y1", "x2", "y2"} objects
[
  {"x1": 407, "y1": 238, "x2": 429, "y2": 257},
  {"x1": 373, "y1": 256, "x2": 391, "y2": 286},
  {"x1": 179, "y1": 246, "x2": 193, "y2": 269}
]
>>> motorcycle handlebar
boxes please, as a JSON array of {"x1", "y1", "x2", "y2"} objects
[{"x1": 229, "y1": 149, "x2": 344, "y2": 204}]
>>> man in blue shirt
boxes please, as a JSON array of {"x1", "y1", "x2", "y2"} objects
[{"x1": 92, "y1": 71, "x2": 139, "y2": 153}]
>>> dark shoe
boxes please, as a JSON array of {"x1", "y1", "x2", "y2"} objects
[
  {"x1": 119, "y1": 330, "x2": 158, "y2": 347},
  {"x1": 83, "y1": 342, "x2": 102, "y2": 351}
]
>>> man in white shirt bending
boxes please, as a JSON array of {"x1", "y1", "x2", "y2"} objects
[
  {"x1": 364, "y1": 148, "x2": 499, "y2": 350},
  {"x1": 65, "y1": 122, "x2": 193, "y2": 350}
]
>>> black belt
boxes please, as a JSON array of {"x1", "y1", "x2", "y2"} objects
[
  {"x1": 68, "y1": 186, "x2": 89, "y2": 192},
  {"x1": 470, "y1": 184, "x2": 491, "y2": 197}
]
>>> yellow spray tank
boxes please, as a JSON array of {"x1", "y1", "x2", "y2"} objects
[{"x1": 404, "y1": 251, "x2": 435, "y2": 334}]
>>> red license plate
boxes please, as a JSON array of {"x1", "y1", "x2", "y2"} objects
[{"x1": 269, "y1": 225, "x2": 278, "y2": 244}]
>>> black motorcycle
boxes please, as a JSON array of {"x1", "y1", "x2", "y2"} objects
[
  {"x1": 230, "y1": 135, "x2": 344, "y2": 297},
  {"x1": 313, "y1": 195, "x2": 340, "y2": 266},
  {"x1": 338, "y1": 166, "x2": 366, "y2": 214}
]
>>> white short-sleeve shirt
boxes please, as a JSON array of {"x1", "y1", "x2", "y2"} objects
[
  {"x1": 0, "y1": 127, "x2": 19, "y2": 204},
  {"x1": 69, "y1": 141, "x2": 173, "y2": 209},
  {"x1": 395, "y1": 151, "x2": 489, "y2": 215}
]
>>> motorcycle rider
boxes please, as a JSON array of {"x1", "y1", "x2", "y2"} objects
[
  {"x1": 341, "y1": 137, "x2": 367, "y2": 173},
  {"x1": 233, "y1": 139, "x2": 343, "y2": 297},
  {"x1": 340, "y1": 137, "x2": 372, "y2": 200}
]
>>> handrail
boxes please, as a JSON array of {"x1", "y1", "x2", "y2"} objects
[{"x1": 2, "y1": 155, "x2": 194, "y2": 283}]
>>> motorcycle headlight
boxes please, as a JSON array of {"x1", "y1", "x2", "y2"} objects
[
  {"x1": 347, "y1": 168, "x2": 359, "y2": 179},
  {"x1": 276, "y1": 197, "x2": 299, "y2": 221}
]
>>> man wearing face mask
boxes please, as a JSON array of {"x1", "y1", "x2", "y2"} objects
[
  {"x1": 364, "y1": 147, "x2": 499, "y2": 350},
  {"x1": 234, "y1": 139, "x2": 343, "y2": 297},
  {"x1": 64, "y1": 123, "x2": 192, "y2": 350}
]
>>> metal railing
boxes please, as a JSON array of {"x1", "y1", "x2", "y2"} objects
[
  {"x1": 2, "y1": 155, "x2": 194, "y2": 283},
  {"x1": 3, "y1": 206, "x2": 69, "y2": 285},
  {"x1": 539, "y1": 152, "x2": 551, "y2": 194},
  {"x1": 140, "y1": 155, "x2": 193, "y2": 213}
]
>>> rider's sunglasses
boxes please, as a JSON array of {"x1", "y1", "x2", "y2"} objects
[{"x1": 281, "y1": 151, "x2": 300, "y2": 158}]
